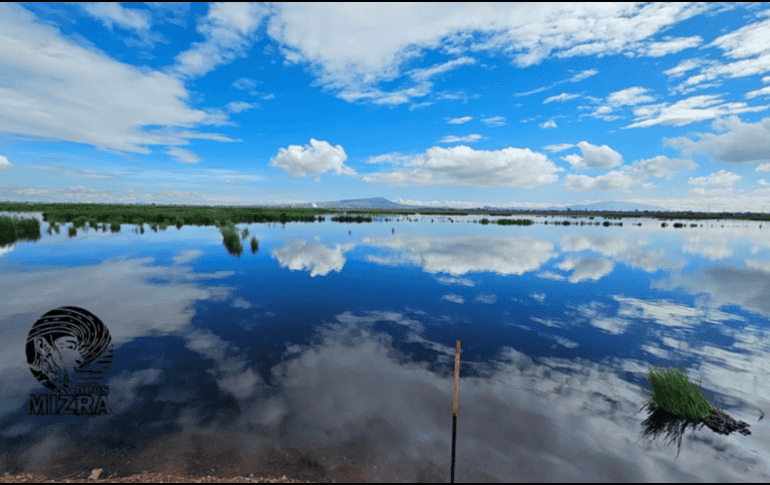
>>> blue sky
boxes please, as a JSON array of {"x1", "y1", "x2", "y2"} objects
[{"x1": 2, "y1": 2, "x2": 770, "y2": 210}]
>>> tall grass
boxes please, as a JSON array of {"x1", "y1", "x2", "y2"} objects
[
  {"x1": 647, "y1": 367, "x2": 713, "y2": 421},
  {"x1": 0, "y1": 216, "x2": 41, "y2": 245},
  {"x1": 250, "y1": 236, "x2": 259, "y2": 253},
  {"x1": 221, "y1": 223, "x2": 243, "y2": 256}
]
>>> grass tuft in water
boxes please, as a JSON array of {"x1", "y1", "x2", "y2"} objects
[
  {"x1": 221, "y1": 223, "x2": 243, "y2": 256},
  {"x1": 638, "y1": 365, "x2": 754, "y2": 458},
  {"x1": 250, "y1": 236, "x2": 259, "y2": 253},
  {"x1": 648, "y1": 367, "x2": 712, "y2": 421}
]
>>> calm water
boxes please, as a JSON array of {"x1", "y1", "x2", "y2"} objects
[{"x1": 2, "y1": 214, "x2": 770, "y2": 481}]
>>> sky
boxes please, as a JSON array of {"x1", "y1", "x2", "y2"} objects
[{"x1": 2, "y1": 2, "x2": 770, "y2": 211}]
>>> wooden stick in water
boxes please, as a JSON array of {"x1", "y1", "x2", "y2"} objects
[{"x1": 451, "y1": 339, "x2": 460, "y2": 483}]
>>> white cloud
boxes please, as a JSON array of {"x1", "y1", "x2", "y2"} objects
[
  {"x1": 361, "y1": 234, "x2": 556, "y2": 276},
  {"x1": 539, "y1": 120, "x2": 558, "y2": 129},
  {"x1": 606, "y1": 87, "x2": 655, "y2": 106},
  {"x1": 174, "y1": 2, "x2": 269, "y2": 78},
  {"x1": 627, "y1": 155, "x2": 697, "y2": 180},
  {"x1": 271, "y1": 241, "x2": 355, "y2": 277},
  {"x1": 758, "y1": 163, "x2": 770, "y2": 172},
  {"x1": 557, "y1": 257, "x2": 615, "y2": 283},
  {"x1": 625, "y1": 95, "x2": 767, "y2": 129},
  {"x1": 688, "y1": 169, "x2": 742, "y2": 187},
  {"x1": 0, "y1": 155, "x2": 11, "y2": 170},
  {"x1": 746, "y1": 86, "x2": 770, "y2": 99},
  {"x1": 440, "y1": 134, "x2": 483, "y2": 143},
  {"x1": 640, "y1": 36, "x2": 702, "y2": 57},
  {"x1": 677, "y1": 16, "x2": 770, "y2": 92},
  {"x1": 448, "y1": 116, "x2": 472, "y2": 124},
  {"x1": 79, "y1": 2, "x2": 152, "y2": 32},
  {"x1": 688, "y1": 187, "x2": 734, "y2": 196},
  {"x1": 562, "y1": 141, "x2": 623, "y2": 169},
  {"x1": 543, "y1": 143, "x2": 575, "y2": 153},
  {"x1": 441, "y1": 294, "x2": 465, "y2": 304},
  {"x1": 166, "y1": 147, "x2": 201, "y2": 164},
  {"x1": 543, "y1": 93, "x2": 580, "y2": 104},
  {"x1": 408, "y1": 56, "x2": 476, "y2": 82},
  {"x1": 569, "y1": 69, "x2": 599, "y2": 82},
  {"x1": 662, "y1": 58, "x2": 705, "y2": 78},
  {"x1": 481, "y1": 116, "x2": 506, "y2": 127},
  {"x1": 565, "y1": 171, "x2": 635, "y2": 191},
  {"x1": 362, "y1": 145, "x2": 561, "y2": 188},
  {"x1": 474, "y1": 294, "x2": 497, "y2": 304},
  {"x1": 232, "y1": 77, "x2": 259, "y2": 90},
  {"x1": 0, "y1": 4, "x2": 233, "y2": 158},
  {"x1": 267, "y1": 3, "x2": 711, "y2": 105},
  {"x1": 666, "y1": 116, "x2": 770, "y2": 163},
  {"x1": 270, "y1": 139, "x2": 355, "y2": 177},
  {"x1": 226, "y1": 101, "x2": 259, "y2": 113}
]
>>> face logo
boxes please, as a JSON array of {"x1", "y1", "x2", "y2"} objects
[{"x1": 26, "y1": 307, "x2": 112, "y2": 394}]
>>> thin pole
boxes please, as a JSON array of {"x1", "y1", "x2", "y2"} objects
[{"x1": 451, "y1": 340, "x2": 461, "y2": 483}]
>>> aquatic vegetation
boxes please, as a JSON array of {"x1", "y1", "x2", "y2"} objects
[
  {"x1": 241, "y1": 227, "x2": 249, "y2": 239},
  {"x1": 68, "y1": 226, "x2": 77, "y2": 237},
  {"x1": 331, "y1": 215, "x2": 372, "y2": 223},
  {"x1": 638, "y1": 366, "x2": 753, "y2": 457},
  {"x1": 0, "y1": 215, "x2": 41, "y2": 245},
  {"x1": 110, "y1": 221, "x2": 121, "y2": 232},
  {"x1": 221, "y1": 223, "x2": 243, "y2": 256},
  {"x1": 495, "y1": 218, "x2": 533, "y2": 226},
  {"x1": 250, "y1": 236, "x2": 259, "y2": 253},
  {"x1": 647, "y1": 367, "x2": 712, "y2": 421}
]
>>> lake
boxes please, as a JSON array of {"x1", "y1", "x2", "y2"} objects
[{"x1": 2, "y1": 213, "x2": 770, "y2": 482}]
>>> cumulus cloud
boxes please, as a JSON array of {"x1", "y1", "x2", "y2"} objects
[
  {"x1": 271, "y1": 241, "x2": 356, "y2": 277},
  {"x1": 688, "y1": 169, "x2": 742, "y2": 187},
  {"x1": 362, "y1": 235, "x2": 556, "y2": 276},
  {"x1": 270, "y1": 139, "x2": 355, "y2": 177},
  {"x1": 0, "y1": 155, "x2": 11, "y2": 170},
  {"x1": 557, "y1": 257, "x2": 615, "y2": 283},
  {"x1": 539, "y1": 120, "x2": 558, "y2": 129},
  {"x1": 562, "y1": 141, "x2": 623, "y2": 169},
  {"x1": 174, "y1": 2, "x2": 269, "y2": 78},
  {"x1": 565, "y1": 171, "x2": 635, "y2": 191},
  {"x1": 362, "y1": 145, "x2": 561, "y2": 188},
  {"x1": 665, "y1": 116, "x2": 770, "y2": 163},
  {"x1": 562, "y1": 154, "x2": 696, "y2": 192}
]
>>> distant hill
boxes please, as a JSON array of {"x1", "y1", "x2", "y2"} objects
[
  {"x1": 289, "y1": 197, "x2": 666, "y2": 212},
  {"x1": 288, "y1": 197, "x2": 416, "y2": 210}
]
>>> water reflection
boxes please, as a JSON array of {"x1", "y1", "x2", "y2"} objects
[{"x1": 1, "y1": 219, "x2": 770, "y2": 481}]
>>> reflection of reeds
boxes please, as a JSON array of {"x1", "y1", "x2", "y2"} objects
[
  {"x1": 638, "y1": 366, "x2": 752, "y2": 457},
  {"x1": 221, "y1": 224, "x2": 243, "y2": 256},
  {"x1": 0, "y1": 216, "x2": 41, "y2": 245}
]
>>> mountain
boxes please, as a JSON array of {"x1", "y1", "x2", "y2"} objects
[{"x1": 286, "y1": 197, "x2": 417, "y2": 210}]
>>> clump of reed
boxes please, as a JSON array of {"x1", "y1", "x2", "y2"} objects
[
  {"x1": 220, "y1": 223, "x2": 242, "y2": 256},
  {"x1": 0, "y1": 216, "x2": 41, "y2": 245},
  {"x1": 250, "y1": 236, "x2": 259, "y2": 253}
]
